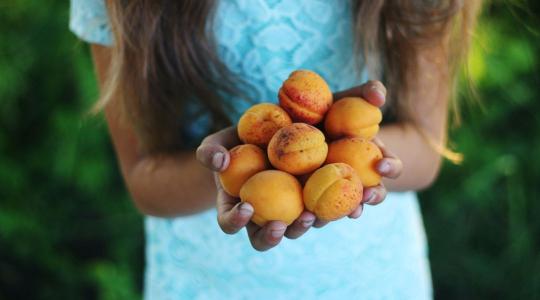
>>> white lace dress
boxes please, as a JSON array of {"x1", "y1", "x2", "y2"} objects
[{"x1": 70, "y1": 0, "x2": 433, "y2": 299}]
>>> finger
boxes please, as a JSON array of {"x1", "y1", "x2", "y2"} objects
[
  {"x1": 361, "y1": 80, "x2": 387, "y2": 107},
  {"x1": 215, "y1": 175, "x2": 253, "y2": 234},
  {"x1": 196, "y1": 127, "x2": 239, "y2": 171},
  {"x1": 348, "y1": 204, "x2": 364, "y2": 219},
  {"x1": 376, "y1": 158, "x2": 402, "y2": 179},
  {"x1": 284, "y1": 211, "x2": 316, "y2": 239},
  {"x1": 201, "y1": 126, "x2": 240, "y2": 149},
  {"x1": 372, "y1": 137, "x2": 395, "y2": 158},
  {"x1": 246, "y1": 221, "x2": 287, "y2": 252},
  {"x1": 214, "y1": 173, "x2": 238, "y2": 212},
  {"x1": 363, "y1": 184, "x2": 388, "y2": 206},
  {"x1": 217, "y1": 199, "x2": 253, "y2": 234},
  {"x1": 312, "y1": 219, "x2": 329, "y2": 228},
  {"x1": 372, "y1": 138, "x2": 403, "y2": 179},
  {"x1": 196, "y1": 144, "x2": 229, "y2": 172},
  {"x1": 333, "y1": 80, "x2": 386, "y2": 107}
]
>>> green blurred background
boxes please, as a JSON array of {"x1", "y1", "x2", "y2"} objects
[{"x1": 0, "y1": 1, "x2": 538, "y2": 299}]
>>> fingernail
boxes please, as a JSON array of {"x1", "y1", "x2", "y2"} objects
[
  {"x1": 238, "y1": 203, "x2": 253, "y2": 217},
  {"x1": 378, "y1": 160, "x2": 391, "y2": 174},
  {"x1": 301, "y1": 218, "x2": 315, "y2": 228},
  {"x1": 270, "y1": 227, "x2": 286, "y2": 238},
  {"x1": 212, "y1": 152, "x2": 224, "y2": 169},
  {"x1": 371, "y1": 85, "x2": 386, "y2": 98},
  {"x1": 348, "y1": 208, "x2": 362, "y2": 219},
  {"x1": 365, "y1": 191, "x2": 376, "y2": 204}
]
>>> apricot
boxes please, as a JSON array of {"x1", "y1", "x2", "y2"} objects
[
  {"x1": 239, "y1": 170, "x2": 304, "y2": 226},
  {"x1": 278, "y1": 70, "x2": 332, "y2": 125},
  {"x1": 267, "y1": 123, "x2": 328, "y2": 175},
  {"x1": 237, "y1": 103, "x2": 292, "y2": 147},
  {"x1": 326, "y1": 137, "x2": 383, "y2": 187},
  {"x1": 325, "y1": 97, "x2": 382, "y2": 140},
  {"x1": 218, "y1": 144, "x2": 269, "y2": 197},
  {"x1": 303, "y1": 163, "x2": 363, "y2": 221}
]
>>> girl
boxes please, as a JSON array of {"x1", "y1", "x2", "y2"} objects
[{"x1": 70, "y1": 0, "x2": 481, "y2": 298}]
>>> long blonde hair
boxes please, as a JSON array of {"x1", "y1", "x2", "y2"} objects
[{"x1": 98, "y1": 0, "x2": 482, "y2": 157}]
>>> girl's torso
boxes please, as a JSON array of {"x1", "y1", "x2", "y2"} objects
[{"x1": 70, "y1": 1, "x2": 433, "y2": 299}]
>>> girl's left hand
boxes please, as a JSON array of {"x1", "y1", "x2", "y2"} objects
[{"x1": 315, "y1": 80, "x2": 403, "y2": 226}]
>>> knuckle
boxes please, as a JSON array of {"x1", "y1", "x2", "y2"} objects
[
  {"x1": 374, "y1": 189, "x2": 387, "y2": 205},
  {"x1": 195, "y1": 146, "x2": 206, "y2": 162},
  {"x1": 285, "y1": 229, "x2": 303, "y2": 240},
  {"x1": 313, "y1": 221, "x2": 327, "y2": 228},
  {"x1": 366, "y1": 79, "x2": 378, "y2": 86},
  {"x1": 232, "y1": 215, "x2": 246, "y2": 228},
  {"x1": 380, "y1": 188, "x2": 388, "y2": 199},
  {"x1": 218, "y1": 217, "x2": 237, "y2": 235},
  {"x1": 219, "y1": 224, "x2": 235, "y2": 235},
  {"x1": 284, "y1": 232, "x2": 295, "y2": 239},
  {"x1": 251, "y1": 240, "x2": 269, "y2": 252},
  {"x1": 201, "y1": 134, "x2": 215, "y2": 144},
  {"x1": 373, "y1": 80, "x2": 385, "y2": 88}
]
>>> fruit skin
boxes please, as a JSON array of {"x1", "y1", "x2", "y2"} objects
[
  {"x1": 278, "y1": 70, "x2": 333, "y2": 125},
  {"x1": 303, "y1": 163, "x2": 363, "y2": 221},
  {"x1": 324, "y1": 97, "x2": 382, "y2": 140},
  {"x1": 326, "y1": 137, "x2": 383, "y2": 187},
  {"x1": 237, "y1": 103, "x2": 292, "y2": 147},
  {"x1": 218, "y1": 144, "x2": 269, "y2": 197},
  {"x1": 239, "y1": 170, "x2": 304, "y2": 226},
  {"x1": 267, "y1": 123, "x2": 328, "y2": 175}
]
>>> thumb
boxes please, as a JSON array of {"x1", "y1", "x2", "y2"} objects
[
  {"x1": 196, "y1": 126, "x2": 239, "y2": 171},
  {"x1": 196, "y1": 143, "x2": 230, "y2": 172}
]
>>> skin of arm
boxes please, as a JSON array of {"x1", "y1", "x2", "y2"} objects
[
  {"x1": 378, "y1": 45, "x2": 450, "y2": 191},
  {"x1": 92, "y1": 45, "x2": 217, "y2": 217},
  {"x1": 91, "y1": 40, "x2": 449, "y2": 217}
]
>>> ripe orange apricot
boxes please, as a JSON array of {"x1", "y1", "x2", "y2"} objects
[
  {"x1": 324, "y1": 97, "x2": 382, "y2": 140},
  {"x1": 303, "y1": 163, "x2": 363, "y2": 221},
  {"x1": 218, "y1": 144, "x2": 269, "y2": 197},
  {"x1": 326, "y1": 137, "x2": 383, "y2": 187},
  {"x1": 267, "y1": 123, "x2": 328, "y2": 175},
  {"x1": 278, "y1": 70, "x2": 332, "y2": 125},
  {"x1": 237, "y1": 103, "x2": 292, "y2": 147},
  {"x1": 239, "y1": 170, "x2": 304, "y2": 226}
]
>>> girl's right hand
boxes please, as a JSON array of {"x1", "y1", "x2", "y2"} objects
[{"x1": 196, "y1": 127, "x2": 317, "y2": 251}]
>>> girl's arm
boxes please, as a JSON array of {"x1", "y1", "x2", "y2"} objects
[
  {"x1": 92, "y1": 44, "x2": 317, "y2": 251},
  {"x1": 334, "y1": 45, "x2": 450, "y2": 196},
  {"x1": 92, "y1": 41, "x2": 445, "y2": 250},
  {"x1": 379, "y1": 45, "x2": 450, "y2": 192},
  {"x1": 92, "y1": 45, "x2": 217, "y2": 217}
]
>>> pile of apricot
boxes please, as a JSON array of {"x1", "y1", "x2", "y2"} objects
[{"x1": 219, "y1": 70, "x2": 383, "y2": 226}]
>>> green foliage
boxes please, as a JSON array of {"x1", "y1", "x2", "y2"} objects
[
  {"x1": 0, "y1": 0, "x2": 538, "y2": 299},
  {"x1": 0, "y1": 1, "x2": 143, "y2": 299},
  {"x1": 420, "y1": 1, "x2": 540, "y2": 299}
]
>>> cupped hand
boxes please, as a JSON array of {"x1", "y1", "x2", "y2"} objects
[
  {"x1": 196, "y1": 80, "x2": 402, "y2": 250},
  {"x1": 333, "y1": 80, "x2": 403, "y2": 219},
  {"x1": 197, "y1": 127, "x2": 318, "y2": 251}
]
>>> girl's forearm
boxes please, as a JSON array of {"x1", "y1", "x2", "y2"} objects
[
  {"x1": 124, "y1": 120, "x2": 439, "y2": 217},
  {"x1": 126, "y1": 120, "x2": 442, "y2": 217},
  {"x1": 378, "y1": 122, "x2": 443, "y2": 192},
  {"x1": 92, "y1": 45, "x2": 217, "y2": 218},
  {"x1": 125, "y1": 152, "x2": 217, "y2": 217}
]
